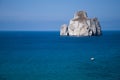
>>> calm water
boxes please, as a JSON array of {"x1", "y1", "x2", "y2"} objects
[{"x1": 0, "y1": 31, "x2": 120, "y2": 80}]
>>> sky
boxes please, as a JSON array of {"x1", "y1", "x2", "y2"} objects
[{"x1": 0, "y1": 0, "x2": 120, "y2": 31}]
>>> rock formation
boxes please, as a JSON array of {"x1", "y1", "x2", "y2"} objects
[
  {"x1": 60, "y1": 24, "x2": 68, "y2": 36},
  {"x1": 60, "y1": 11, "x2": 102, "y2": 36}
]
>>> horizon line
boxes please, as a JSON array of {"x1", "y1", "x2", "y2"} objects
[{"x1": 0, "y1": 30, "x2": 120, "y2": 32}]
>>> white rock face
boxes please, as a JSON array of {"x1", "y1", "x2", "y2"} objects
[
  {"x1": 60, "y1": 11, "x2": 102, "y2": 36},
  {"x1": 60, "y1": 24, "x2": 68, "y2": 36}
]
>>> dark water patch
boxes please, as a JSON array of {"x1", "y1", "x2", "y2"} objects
[{"x1": 0, "y1": 75, "x2": 7, "y2": 80}]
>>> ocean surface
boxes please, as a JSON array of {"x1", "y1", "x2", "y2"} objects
[{"x1": 0, "y1": 31, "x2": 120, "y2": 80}]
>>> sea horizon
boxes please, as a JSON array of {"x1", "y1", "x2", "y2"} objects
[{"x1": 0, "y1": 0, "x2": 120, "y2": 79}]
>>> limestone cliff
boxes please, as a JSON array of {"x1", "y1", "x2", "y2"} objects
[{"x1": 60, "y1": 11, "x2": 102, "y2": 36}]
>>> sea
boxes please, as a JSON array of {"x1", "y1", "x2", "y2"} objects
[{"x1": 0, "y1": 31, "x2": 120, "y2": 80}]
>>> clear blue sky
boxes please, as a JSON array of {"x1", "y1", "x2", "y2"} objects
[{"x1": 0, "y1": 0, "x2": 120, "y2": 31}]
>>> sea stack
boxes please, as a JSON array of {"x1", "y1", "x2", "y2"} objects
[{"x1": 60, "y1": 11, "x2": 102, "y2": 36}]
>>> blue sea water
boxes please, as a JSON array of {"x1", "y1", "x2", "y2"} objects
[{"x1": 0, "y1": 31, "x2": 120, "y2": 80}]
